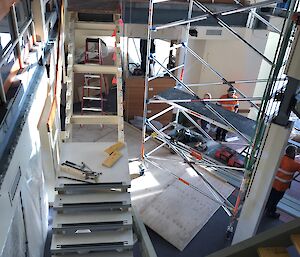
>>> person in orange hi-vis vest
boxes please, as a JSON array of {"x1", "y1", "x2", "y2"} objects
[
  {"x1": 216, "y1": 87, "x2": 239, "y2": 141},
  {"x1": 265, "y1": 145, "x2": 300, "y2": 218}
]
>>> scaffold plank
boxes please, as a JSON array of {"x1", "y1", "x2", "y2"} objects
[{"x1": 157, "y1": 88, "x2": 256, "y2": 139}]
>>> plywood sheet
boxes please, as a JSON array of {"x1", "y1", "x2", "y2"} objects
[{"x1": 132, "y1": 161, "x2": 234, "y2": 251}]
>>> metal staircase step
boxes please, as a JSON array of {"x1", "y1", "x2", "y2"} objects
[
  {"x1": 257, "y1": 247, "x2": 290, "y2": 257},
  {"x1": 55, "y1": 180, "x2": 130, "y2": 192},
  {"x1": 51, "y1": 230, "x2": 133, "y2": 254},
  {"x1": 53, "y1": 210, "x2": 132, "y2": 233},
  {"x1": 53, "y1": 192, "x2": 131, "y2": 211},
  {"x1": 52, "y1": 251, "x2": 133, "y2": 257},
  {"x1": 291, "y1": 234, "x2": 300, "y2": 254}
]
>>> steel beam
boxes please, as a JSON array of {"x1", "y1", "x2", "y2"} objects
[{"x1": 153, "y1": 0, "x2": 278, "y2": 30}]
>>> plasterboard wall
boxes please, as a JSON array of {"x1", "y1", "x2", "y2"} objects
[
  {"x1": 184, "y1": 28, "x2": 278, "y2": 112},
  {"x1": 0, "y1": 70, "x2": 49, "y2": 257}
]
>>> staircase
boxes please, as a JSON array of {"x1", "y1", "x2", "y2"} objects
[
  {"x1": 50, "y1": 142, "x2": 134, "y2": 257},
  {"x1": 50, "y1": 164, "x2": 133, "y2": 256}
]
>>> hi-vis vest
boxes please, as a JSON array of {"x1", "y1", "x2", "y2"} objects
[
  {"x1": 218, "y1": 94, "x2": 239, "y2": 112},
  {"x1": 273, "y1": 155, "x2": 300, "y2": 191}
]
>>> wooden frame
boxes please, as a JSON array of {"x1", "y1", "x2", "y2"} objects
[
  {"x1": 73, "y1": 64, "x2": 118, "y2": 74},
  {"x1": 71, "y1": 115, "x2": 119, "y2": 125}
]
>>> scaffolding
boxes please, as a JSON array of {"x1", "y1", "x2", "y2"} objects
[{"x1": 141, "y1": 0, "x2": 298, "y2": 238}]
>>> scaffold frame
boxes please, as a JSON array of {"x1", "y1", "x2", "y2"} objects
[{"x1": 141, "y1": 0, "x2": 297, "y2": 240}]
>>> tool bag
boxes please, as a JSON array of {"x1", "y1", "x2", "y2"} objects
[
  {"x1": 215, "y1": 147, "x2": 236, "y2": 162},
  {"x1": 228, "y1": 154, "x2": 245, "y2": 168}
]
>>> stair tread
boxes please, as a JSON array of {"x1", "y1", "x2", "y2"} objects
[
  {"x1": 52, "y1": 251, "x2": 133, "y2": 257},
  {"x1": 291, "y1": 234, "x2": 300, "y2": 254},
  {"x1": 54, "y1": 192, "x2": 131, "y2": 205},
  {"x1": 258, "y1": 247, "x2": 289, "y2": 257},
  {"x1": 51, "y1": 230, "x2": 133, "y2": 249},
  {"x1": 55, "y1": 179, "x2": 130, "y2": 189},
  {"x1": 53, "y1": 210, "x2": 132, "y2": 226}
]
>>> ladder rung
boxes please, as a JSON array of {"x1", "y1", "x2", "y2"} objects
[
  {"x1": 84, "y1": 86, "x2": 102, "y2": 90},
  {"x1": 86, "y1": 38, "x2": 101, "y2": 43},
  {"x1": 83, "y1": 97, "x2": 103, "y2": 101},
  {"x1": 82, "y1": 108, "x2": 103, "y2": 112},
  {"x1": 84, "y1": 74, "x2": 101, "y2": 79},
  {"x1": 86, "y1": 51, "x2": 100, "y2": 54}
]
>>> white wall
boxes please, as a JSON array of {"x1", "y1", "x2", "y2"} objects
[
  {"x1": 0, "y1": 69, "x2": 49, "y2": 257},
  {"x1": 248, "y1": 31, "x2": 281, "y2": 119},
  {"x1": 184, "y1": 28, "x2": 277, "y2": 112}
]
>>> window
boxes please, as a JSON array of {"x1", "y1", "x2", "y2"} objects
[
  {"x1": 0, "y1": 51, "x2": 16, "y2": 83},
  {"x1": 0, "y1": 13, "x2": 15, "y2": 83},
  {"x1": 0, "y1": 13, "x2": 13, "y2": 56},
  {"x1": 15, "y1": 0, "x2": 31, "y2": 31}
]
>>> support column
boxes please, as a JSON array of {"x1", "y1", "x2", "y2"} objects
[
  {"x1": 10, "y1": 5, "x2": 24, "y2": 68},
  {"x1": 31, "y1": 0, "x2": 46, "y2": 42},
  {"x1": 232, "y1": 122, "x2": 292, "y2": 244}
]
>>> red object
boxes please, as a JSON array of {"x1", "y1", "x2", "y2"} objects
[
  {"x1": 112, "y1": 28, "x2": 117, "y2": 37},
  {"x1": 228, "y1": 154, "x2": 245, "y2": 168},
  {"x1": 215, "y1": 147, "x2": 235, "y2": 162},
  {"x1": 292, "y1": 12, "x2": 300, "y2": 25},
  {"x1": 118, "y1": 19, "x2": 124, "y2": 26},
  {"x1": 112, "y1": 77, "x2": 117, "y2": 85},
  {"x1": 178, "y1": 177, "x2": 190, "y2": 186},
  {"x1": 180, "y1": 69, "x2": 184, "y2": 80},
  {"x1": 191, "y1": 150, "x2": 202, "y2": 160},
  {"x1": 112, "y1": 52, "x2": 117, "y2": 61}
]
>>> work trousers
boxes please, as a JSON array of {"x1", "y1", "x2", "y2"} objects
[
  {"x1": 265, "y1": 188, "x2": 285, "y2": 214},
  {"x1": 216, "y1": 127, "x2": 227, "y2": 141}
]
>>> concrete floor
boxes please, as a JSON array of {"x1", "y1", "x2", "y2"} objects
[{"x1": 44, "y1": 123, "x2": 295, "y2": 257}]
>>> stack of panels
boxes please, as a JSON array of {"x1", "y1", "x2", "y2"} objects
[{"x1": 51, "y1": 179, "x2": 133, "y2": 256}]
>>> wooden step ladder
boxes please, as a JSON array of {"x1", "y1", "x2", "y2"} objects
[{"x1": 64, "y1": 13, "x2": 124, "y2": 142}]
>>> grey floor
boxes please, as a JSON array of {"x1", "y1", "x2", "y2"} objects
[{"x1": 44, "y1": 123, "x2": 289, "y2": 257}]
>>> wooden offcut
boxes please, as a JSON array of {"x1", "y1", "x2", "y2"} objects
[
  {"x1": 291, "y1": 234, "x2": 300, "y2": 253},
  {"x1": 105, "y1": 142, "x2": 125, "y2": 155},
  {"x1": 102, "y1": 151, "x2": 122, "y2": 168},
  {"x1": 60, "y1": 164, "x2": 86, "y2": 180},
  {"x1": 257, "y1": 247, "x2": 289, "y2": 257}
]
